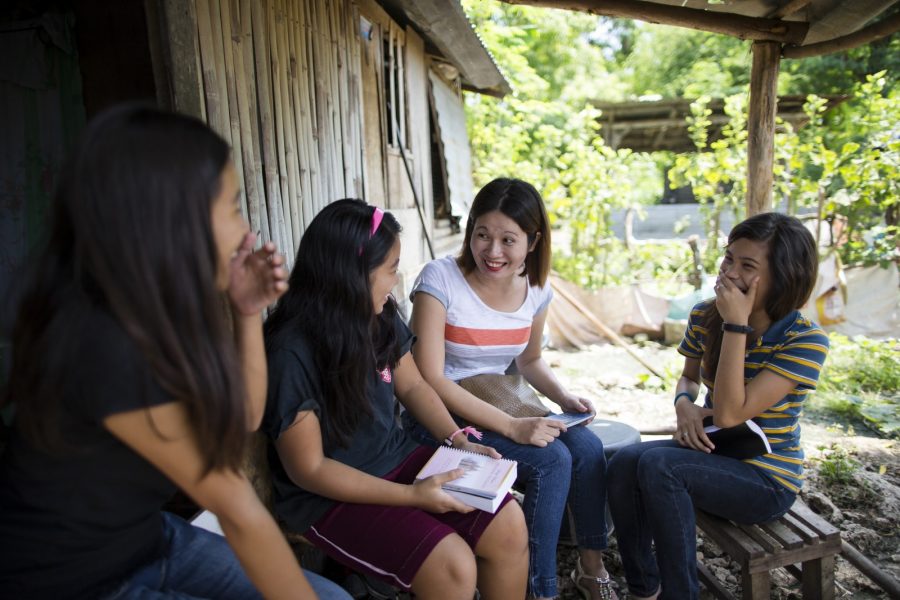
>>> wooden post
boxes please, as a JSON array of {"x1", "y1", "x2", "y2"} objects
[
  {"x1": 746, "y1": 40, "x2": 780, "y2": 217},
  {"x1": 151, "y1": 0, "x2": 205, "y2": 118}
]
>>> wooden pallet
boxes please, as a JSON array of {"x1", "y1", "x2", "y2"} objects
[{"x1": 696, "y1": 500, "x2": 842, "y2": 600}]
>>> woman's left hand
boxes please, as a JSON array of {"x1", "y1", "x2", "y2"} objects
[
  {"x1": 227, "y1": 232, "x2": 289, "y2": 316},
  {"x1": 715, "y1": 275, "x2": 758, "y2": 325},
  {"x1": 557, "y1": 394, "x2": 596, "y2": 424},
  {"x1": 452, "y1": 437, "x2": 502, "y2": 459}
]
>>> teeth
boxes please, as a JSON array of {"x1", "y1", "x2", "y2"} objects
[{"x1": 485, "y1": 260, "x2": 504, "y2": 268}]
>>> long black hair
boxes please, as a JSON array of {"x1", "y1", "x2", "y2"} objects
[
  {"x1": 4, "y1": 104, "x2": 247, "y2": 473},
  {"x1": 264, "y1": 199, "x2": 403, "y2": 448},
  {"x1": 702, "y1": 212, "x2": 818, "y2": 381}
]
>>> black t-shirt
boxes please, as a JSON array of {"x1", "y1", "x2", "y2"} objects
[
  {"x1": 0, "y1": 305, "x2": 176, "y2": 599},
  {"x1": 262, "y1": 314, "x2": 420, "y2": 533}
]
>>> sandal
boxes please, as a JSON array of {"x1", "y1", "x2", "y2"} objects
[{"x1": 570, "y1": 556, "x2": 617, "y2": 600}]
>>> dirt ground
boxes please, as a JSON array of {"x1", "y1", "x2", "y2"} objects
[{"x1": 543, "y1": 341, "x2": 900, "y2": 600}]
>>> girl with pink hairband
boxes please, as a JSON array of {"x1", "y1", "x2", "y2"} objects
[{"x1": 261, "y1": 199, "x2": 529, "y2": 599}]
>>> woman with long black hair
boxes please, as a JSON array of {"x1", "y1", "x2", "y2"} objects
[
  {"x1": 0, "y1": 105, "x2": 347, "y2": 599},
  {"x1": 262, "y1": 199, "x2": 529, "y2": 600}
]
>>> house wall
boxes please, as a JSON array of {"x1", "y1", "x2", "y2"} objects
[{"x1": 186, "y1": 0, "x2": 436, "y2": 282}]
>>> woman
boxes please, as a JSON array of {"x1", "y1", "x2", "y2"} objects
[
  {"x1": 607, "y1": 212, "x2": 830, "y2": 600},
  {"x1": 406, "y1": 178, "x2": 615, "y2": 600},
  {"x1": 262, "y1": 199, "x2": 529, "y2": 600},
  {"x1": 0, "y1": 105, "x2": 347, "y2": 599}
]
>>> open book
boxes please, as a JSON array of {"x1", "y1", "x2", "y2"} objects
[
  {"x1": 546, "y1": 412, "x2": 593, "y2": 427},
  {"x1": 415, "y1": 446, "x2": 518, "y2": 513},
  {"x1": 703, "y1": 417, "x2": 772, "y2": 460}
]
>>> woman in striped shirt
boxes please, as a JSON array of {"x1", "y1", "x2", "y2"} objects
[
  {"x1": 607, "y1": 212, "x2": 830, "y2": 600},
  {"x1": 406, "y1": 178, "x2": 615, "y2": 600}
]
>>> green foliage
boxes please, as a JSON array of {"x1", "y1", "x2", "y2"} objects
[
  {"x1": 812, "y1": 443, "x2": 881, "y2": 507},
  {"x1": 669, "y1": 74, "x2": 900, "y2": 268},
  {"x1": 622, "y1": 25, "x2": 751, "y2": 99},
  {"x1": 464, "y1": 1, "x2": 900, "y2": 293},
  {"x1": 815, "y1": 444, "x2": 860, "y2": 487},
  {"x1": 464, "y1": 0, "x2": 659, "y2": 285},
  {"x1": 617, "y1": 16, "x2": 900, "y2": 99},
  {"x1": 815, "y1": 74, "x2": 900, "y2": 267},
  {"x1": 668, "y1": 94, "x2": 756, "y2": 269},
  {"x1": 780, "y1": 14, "x2": 900, "y2": 96},
  {"x1": 813, "y1": 333, "x2": 900, "y2": 437}
]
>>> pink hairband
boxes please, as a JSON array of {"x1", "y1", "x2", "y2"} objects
[
  {"x1": 359, "y1": 206, "x2": 385, "y2": 256},
  {"x1": 370, "y1": 206, "x2": 384, "y2": 238}
]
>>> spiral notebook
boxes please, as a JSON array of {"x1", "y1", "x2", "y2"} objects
[{"x1": 415, "y1": 446, "x2": 518, "y2": 513}]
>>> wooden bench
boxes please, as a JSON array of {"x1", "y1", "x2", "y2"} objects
[{"x1": 695, "y1": 500, "x2": 842, "y2": 600}]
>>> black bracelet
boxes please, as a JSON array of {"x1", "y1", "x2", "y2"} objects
[{"x1": 721, "y1": 322, "x2": 753, "y2": 334}]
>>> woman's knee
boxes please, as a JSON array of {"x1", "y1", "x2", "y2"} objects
[
  {"x1": 528, "y1": 440, "x2": 573, "y2": 476},
  {"x1": 413, "y1": 534, "x2": 477, "y2": 594},
  {"x1": 635, "y1": 447, "x2": 678, "y2": 490},
  {"x1": 565, "y1": 427, "x2": 607, "y2": 471},
  {"x1": 476, "y1": 499, "x2": 529, "y2": 560},
  {"x1": 607, "y1": 442, "x2": 644, "y2": 481}
]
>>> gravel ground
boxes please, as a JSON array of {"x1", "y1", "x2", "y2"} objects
[{"x1": 543, "y1": 340, "x2": 900, "y2": 600}]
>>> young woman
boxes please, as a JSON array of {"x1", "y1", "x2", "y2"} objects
[
  {"x1": 0, "y1": 105, "x2": 348, "y2": 599},
  {"x1": 607, "y1": 212, "x2": 830, "y2": 600},
  {"x1": 261, "y1": 199, "x2": 529, "y2": 600},
  {"x1": 405, "y1": 178, "x2": 615, "y2": 600}
]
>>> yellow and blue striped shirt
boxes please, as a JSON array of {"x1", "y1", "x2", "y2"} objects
[{"x1": 677, "y1": 300, "x2": 830, "y2": 493}]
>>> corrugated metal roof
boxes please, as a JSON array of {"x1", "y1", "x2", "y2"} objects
[{"x1": 381, "y1": 0, "x2": 510, "y2": 97}]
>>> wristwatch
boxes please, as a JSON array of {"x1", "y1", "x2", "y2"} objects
[{"x1": 721, "y1": 322, "x2": 753, "y2": 334}]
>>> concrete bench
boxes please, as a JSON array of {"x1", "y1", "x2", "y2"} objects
[{"x1": 696, "y1": 500, "x2": 842, "y2": 600}]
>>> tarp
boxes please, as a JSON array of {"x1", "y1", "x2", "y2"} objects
[
  {"x1": 547, "y1": 274, "x2": 669, "y2": 348},
  {"x1": 820, "y1": 263, "x2": 900, "y2": 339},
  {"x1": 548, "y1": 261, "x2": 900, "y2": 349}
]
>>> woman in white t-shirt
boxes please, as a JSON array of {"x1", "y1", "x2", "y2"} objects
[{"x1": 405, "y1": 178, "x2": 616, "y2": 600}]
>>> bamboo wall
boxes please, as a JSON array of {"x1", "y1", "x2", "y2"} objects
[{"x1": 194, "y1": 0, "x2": 367, "y2": 267}]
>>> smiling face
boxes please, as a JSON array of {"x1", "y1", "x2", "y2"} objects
[
  {"x1": 369, "y1": 238, "x2": 401, "y2": 314},
  {"x1": 468, "y1": 210, "x2": 538, "y2": 281},
  {"x1": 720, "y1": 237, "x2": 771, "y2": 312},
  {"x1": 210, "y1": 161, "x2": 249, "y2": 290}
]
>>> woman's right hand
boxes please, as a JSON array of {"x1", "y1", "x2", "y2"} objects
[
  {"x1": 674, "y1": 399, "x2": 715, "y2": 452},
  {"x1": 508, "y1": 417, "x2": 566, "y2": 447},
  {"x1": 411, "y1": 470, "x2": 475, "y2": 514}
]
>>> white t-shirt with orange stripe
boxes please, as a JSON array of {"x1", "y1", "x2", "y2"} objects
[{"x1": 410, "y1": 256, "x2": 553, "y2": 381}]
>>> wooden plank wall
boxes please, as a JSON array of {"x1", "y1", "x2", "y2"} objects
[{"x1": 193, "y1": 0, "x2": 367, "y2": 266}]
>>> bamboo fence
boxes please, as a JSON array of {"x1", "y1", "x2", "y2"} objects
[{"x1": 194, "y1": 0, "x2": 367, "y2": 267}]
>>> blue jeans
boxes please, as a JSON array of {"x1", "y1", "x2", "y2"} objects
[
  {"x1": 102, "y1": 512, "x2": 351, "y2": 599},
  {"x1": 404, "y1": 416, "x2": 609, "y2": 598},
  {"x1": 607, "y1": 440, "x2": 795, "y2": 600}
]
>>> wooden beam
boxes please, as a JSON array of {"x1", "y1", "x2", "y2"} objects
[
  {"x1": 501, "y1": 0, "x2": 809, "y2": 44},
  {"x1": 767, "y1": 0, "x2": 812, "y2": 20},
  {"x1": 783, "y1": 11, "x2": 900, "y2": 58},
  {"x1": 152, "y1": 0, "x2": 204, "y2": 118},
  {"x1": 746, "y1": 41, "x2": 780, "y2": 217}
]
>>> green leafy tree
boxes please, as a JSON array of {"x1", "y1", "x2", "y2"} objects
[
  {"x1": 622, "y1": 25, "x2": 751, "y2": 99},
  {"x1": 670, "y1": 74, "x2": 899, "y2": 268},
  {"x1": 463, "y1": 1, "x2": 659, "y2": 288}
]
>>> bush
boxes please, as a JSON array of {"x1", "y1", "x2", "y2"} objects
[{"x1": 811, "y1": 334, "x2": 900, "y2": 437}]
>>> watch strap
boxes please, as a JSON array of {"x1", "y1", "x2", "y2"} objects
[{"x1": 721, "y1": 322, "x2": 753, "y2": 334}]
